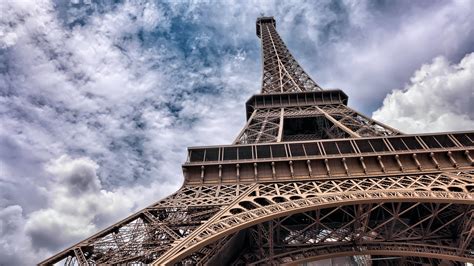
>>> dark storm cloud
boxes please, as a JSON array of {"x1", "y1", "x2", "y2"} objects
[
  {"x1": 27, "y1": 218, "x2": 71, "y2": 251},
  {"x1": 62, "y1": 164, "x2": 101, "y2": 193}
]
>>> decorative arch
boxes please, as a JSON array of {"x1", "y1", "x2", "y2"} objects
[{"x1": 153, "y1": 190, "x2": 473, "y2": 264}]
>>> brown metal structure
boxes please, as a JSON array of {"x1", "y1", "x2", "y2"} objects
[{"x1": 40, "y1": 16, "x2": 473, "y2": 266}]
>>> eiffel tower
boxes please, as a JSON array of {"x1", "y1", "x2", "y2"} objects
[{"x1": 41, "y1": 16, "x2": 473, "y2": 266}]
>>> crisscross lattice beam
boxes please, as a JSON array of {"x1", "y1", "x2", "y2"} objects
[
  {"x1": 257, "y1": 17, "x2": 322, "y2": 93},
  {"x1": 39, "y1": 16, "x2": 473, "y2": 266}
]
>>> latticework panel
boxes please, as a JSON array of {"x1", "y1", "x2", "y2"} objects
[
  {"x1": 234, "y1": 104, "x2": 401, "y2": 144},
  {"x1": 319, "y1": 104, "x2": 400, "y2": 137},
  {"x1": 40, "y1": 184, "x2": 254, "y2": 265},
  {"x1": 40, "y1": 16, "x2": 473, "y2": 266},
  {"x1": 152, "y1": 171, "x2": 474, "y2": 265},
  {"x1": 234, "y1": 108, "x2": 281, "y2": 144},
  {"x1": 233, "y1": 202, "x2": 471, "y2": 265},
  {"x1": 40, "y1": 171, "x2": 473, "y2": 265},
  {"x1": 258, "y1": 18, "x2": 321, "y2": 93}
]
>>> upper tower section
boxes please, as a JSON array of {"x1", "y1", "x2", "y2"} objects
[
  {"x1": 256, "y1": 16, "x2": 322, "y2": 94},
  {"x1": 256, "y1": 17, "x2": 275, "y2": 38}
]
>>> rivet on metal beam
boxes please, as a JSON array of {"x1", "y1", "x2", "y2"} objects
[
  {"x1": 412, "y1": 154, "x2": 423, "y2": 171},
  {"x1": 430, "y1": 152, "x2": 441, "y2": 170},
  {"x1": 200, "y1": 165, "x2": 205, "y2": 183},
  {"x1": 342, "y1": 158, "x2": 350, "y2": 176},
  {"x1": 253, "y1": 163, "x2": 258, "y2": 180},
  {"x1": 271, "y1": 161, "x2": 276, "y2": 179},
  {"x1": 395, "y1": 154, "x2": 404, "y2": 172},
  {"x1": 324, "y1": 159, "x2": 331, "y2": 176},
  {"x1": 447, "y1": 151, "x2": 458, "y2": 168},
  {"x1": 359, "y1": 157, "x2": 367, "y2": 174},
  {"x1": 307, "y1": 160, "x2": 313, "y2": 178},
  {"x1": 236, "y1": 164, "x2": 240, "y2": 181},
  {"x1": 377, "y1": 156, "x2": 386, "y2": 173}
]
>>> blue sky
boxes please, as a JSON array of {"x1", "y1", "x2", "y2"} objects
[{"x1": 0, "y1": 0, "x2": 473, "y2": 264}]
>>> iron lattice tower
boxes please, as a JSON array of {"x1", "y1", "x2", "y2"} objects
[{"x1": 41, "y1": 17, "x2": 474, "y2": 266}]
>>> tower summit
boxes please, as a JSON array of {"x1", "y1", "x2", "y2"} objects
[
  {"x1": 41, "y1": 16, "x2": 473, "y2": 266},
  {"x1": 256, "y1": 16, "x2": 322, "y2": 93}
]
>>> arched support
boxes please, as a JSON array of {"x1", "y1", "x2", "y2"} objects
[{"x1": 152, "y1": 190, "x2": 473, "y2": 264}]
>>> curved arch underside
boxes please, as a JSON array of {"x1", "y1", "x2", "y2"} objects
[
  {"x1": 250, "y1": 242, "x2": 472, "y2": 265},
  {"x1": 40, "y1": 172, "x2": 474, "y2": 265},
  {"x1": 168, "y1": 193, "x2": 473, "y2": 265}
]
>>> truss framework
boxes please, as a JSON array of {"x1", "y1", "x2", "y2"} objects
[
  {"x1": 232, "y1": 202, "x2": 473, "y2": 265},
  {"x1": 40, "y1": 171, "x2": 474, "y2": 265},
  {"x1": 257, "y1": 17, "x2": 321, "y2": 93},
  {"x1": 234, "y1": 104, "x2": 401, "y2": 144},
  {"x1": 40, "y1": 16, "x2": 474, "y2": 266}
]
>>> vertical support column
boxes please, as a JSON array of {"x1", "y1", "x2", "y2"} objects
[
  {"x1": 457, "y1": 208, "x2": 473, "y2": 256},
  {"x1": 269, "y1": 221, "x2": 274, "y2": 263},
  {"x1": 277, "y1": 108, "x2": 284, "y2": 142}
]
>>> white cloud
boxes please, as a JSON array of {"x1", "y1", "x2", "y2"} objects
[
  {"x1": 306, "y1": 0, "x2": 474, "y2": 113},
  {"x1": 46, "y1": 155, "x2": 101, "y2": 193},
  {"x1": 23, "y1": 155, "x2": 178, "y2": 258},
  {"x1": 0, "y1": 205, "x2": 43, "y2": 265},
  {"x1": 25, "y1": 155, "x2": 131, "y2": 252},
  {"x1": 373, "y1": 53, "x2": 474, "y2": 133},
  {"x1": 0, "y1": 2, "x2": 257, "y2": 262}
]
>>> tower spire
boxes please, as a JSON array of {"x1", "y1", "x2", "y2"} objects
[
  {"x1": 257, "y1": 16, "x2": 322, "y2": 93},
  {"x1": 232, "y1": 18, "x2": 400, "y2": 144}
]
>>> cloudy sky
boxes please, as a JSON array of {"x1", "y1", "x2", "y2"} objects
[{"x1": 0, "y1": 0, "x2": 473, "y2": 264}]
